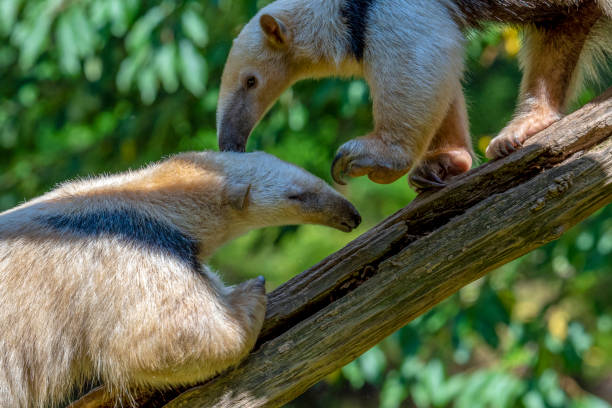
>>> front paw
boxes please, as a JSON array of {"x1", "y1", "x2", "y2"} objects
[
  {"x1": 409, "y1": 148, "x2": 473, "y2": 192},
  {"x1": 486, "y1": 111, "x2": 561, "y2": 159},
  {"x1": 231, "y1": 276, "x2": 267, "y2": 334},
  {"x1": 331, "y1": 137, "x2": 412, "y2": 185}
]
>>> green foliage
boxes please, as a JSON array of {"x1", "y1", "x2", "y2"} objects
[{"x1": 1, "y1": 1, "x2": 611, "y2": 406}]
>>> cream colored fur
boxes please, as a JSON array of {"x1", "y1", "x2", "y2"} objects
[
  {"x1": 218, "y1": 0, "x2": 465, "y2": 186},
  {"x1": 0, "y1": 151, "x2": 360, "y2": 407},
  {"x1": 218, "y1": 0, "x2": 611, "y2": 188}
]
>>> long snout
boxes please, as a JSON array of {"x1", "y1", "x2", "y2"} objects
[
  {"x1": 218, "y1": 126, "x2": 249, "y2": 152},
  {"x1": 218, "y1": 113, "x2": 253, "y2": 152},
  {"x1": 217, "y1": 94, "x2": 256, "y2": 152},
  {"x1": 323, "y1": 194, "x2": 362, "y2": 233}
]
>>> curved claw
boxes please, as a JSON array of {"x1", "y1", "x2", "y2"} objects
[
  {"x1": 487, "y1": 130, "x2": 527, "y2": 159},
  {"x1": 409, "y1": 174, "x2": 447, "y2": 191},
  {"x1": 409, "y1": 149, "x2": 472, "y2": 191},
  {"x1": 428, "y1": 171, "x2": 445, "y2": 186},
  {"x1": 506, "y1": 138, "x2": 517, "y2": 155},
  {"x1": 331, "y1": 153, "x2": 348, "y2": 185},
  {"x1": 500, "y1": 141, "x2": 510, "y2": 157}
]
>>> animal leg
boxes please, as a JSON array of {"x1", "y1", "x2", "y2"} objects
[
  {"x1": 331, "y1": 4, "x2": 465, "y2": 185},
  {"x1": 486, "y1": 4, "x2": 602, "y2": 159},
  {"x1": 105, "y1": 272, "x2": 266, "y2": 394},
  {"x1": 331, "y1": 73, "x2": 462, "y2": 186},
  {"x1": 409, "y1": 88, "x2": 473, "y2": 192}
]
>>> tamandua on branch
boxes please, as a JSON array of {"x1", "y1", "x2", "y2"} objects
[
  {"x1": 0, "y1": 151, "x2": 361, "y2": 407},
  {"x1": 216, "y1": 0, "x2": 612, "y2": 190}
]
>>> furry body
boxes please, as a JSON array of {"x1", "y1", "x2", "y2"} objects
[
  {"x1": 217, "y1": 0, "x2": 612, "y2": 189},
  {"x1": 0, "y1": 151, "x2": 360, "y2": 407}
]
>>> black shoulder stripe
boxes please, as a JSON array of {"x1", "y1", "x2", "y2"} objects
[
  {"x1": 41, "y1": 208, "x2": 200, "y2": 271},
  {"x1": 341, "y1": 0, "x2": 375, "y2": 61}
]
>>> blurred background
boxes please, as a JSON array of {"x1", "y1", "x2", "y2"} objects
[{"x1": 1, "y1": 0, "x2": 611, "y2": 407}]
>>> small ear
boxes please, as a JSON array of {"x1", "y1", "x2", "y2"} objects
[
  {"x1": 260, "y1": 14, "x2": 290, "y2": 47},
  {"x1": 225, "y1": 183, "x2": 252, "y2": 211}
]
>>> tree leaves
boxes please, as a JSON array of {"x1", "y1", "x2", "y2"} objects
[{"x1": 3, "y1": 0, "x2": 209, "y2": 101}]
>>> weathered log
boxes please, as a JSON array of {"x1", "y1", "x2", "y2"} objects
[{"x1": 69, "y1": 88, "x2": 612, "y2": 408}]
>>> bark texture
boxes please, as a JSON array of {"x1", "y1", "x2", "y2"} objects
[{"x1": 70, "y1": 88, "x2": 612, "y2": 408}]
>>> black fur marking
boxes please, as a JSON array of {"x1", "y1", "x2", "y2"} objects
[
  {"x1": 41, "y1": 209, "x2": 200, "y2": 271},
  {"x1": 341, "y1": 0, "x2": 375, "y2": 61}
]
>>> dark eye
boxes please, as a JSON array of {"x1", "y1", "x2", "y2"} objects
[
  {"x1": 245, "y1": 76, "x2": 257, "y2": 89},
  {"x1": 287, "y1": 192, "x2": 313, "y2": 202}
]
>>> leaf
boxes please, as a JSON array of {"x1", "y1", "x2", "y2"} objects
[
  {"x1": 380, "y1": 371, "x2": 408, "y2": 408},
  {"x1": 400, "y1": 356, "x2": 424, "y2": 380},
  {"x1": 109, "y1": 0, "x2": 129, "y2": 36},
  {"x1": 358, "y1": 346, "x2": 386, "y2": 384},
  {"x1": 0, "y1": 0, "x2": 22, "y2": 36},
  {"x1": 288, "y1": 103, "x2": 307, "y2": 131},
  {"x1": 137, "y1": 65, "x2": 159, "y2": 105},
  {"x1": 455, "y1": 371, "x2": 490, "y2": 408},
  {"x1": 116, "y1": 46, "x2": 150, "y2": 93},
  {"x1": 481, "y1": 372, "x2": 525, "y2": 408},
  {"x1": 538, "y1": 369, "x2": 565, "y2": 407},
  {"x1": 56, "y1": 14, "x2": 80, "y2": 75},
  {"x1": 523, "y1": 390, "x2": 546, "y2": 408},
  {"x1": 182, "y1": 8, "x2": 208, "y2": 48},
  {"x1": 125, "y1": 4, "x2": 171, "y2": 52},
  {"x1": 89, "y1": 0, "x2": 110, "y2": 28},
  {"x1": 410, "y1": 383, "x2": 431, "y2": 408},
  {"x1": 179, "y1": 39, "x2": 207, "y2": 96},
  {"x1": 422, "y1": 360, "x2": 445, "y2": 406},
  {"x1": 13, "y1": 1, "x2": 57, "y2": 70},
  {"x1": 68, "y1": 6, "x2": 96, "y2": 57},
  {"x1": 155, "y1": 44, "x2": 179, "y2": 93},
  {"x1": 341, "y1": 361, "x2": 365, "y2": 389},
  {"x1": 568, "y1": 322, "x2": 592, "y2": 355},
  {"x1": 438, "y1": 375, "x2": 466, "y2": 406}
]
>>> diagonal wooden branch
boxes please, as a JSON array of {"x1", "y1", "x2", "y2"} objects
[{"x1": 69, "y1": 88, "x2": 612, "y2": 408}]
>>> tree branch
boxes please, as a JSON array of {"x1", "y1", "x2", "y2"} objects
[{"x1": 69, "y1": 88, "x2": 612, "y2": 408}]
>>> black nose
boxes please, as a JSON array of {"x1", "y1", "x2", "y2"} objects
[
  {"x1": 218, "y1": 113, "x2": 252, "y2": 152},
  {"x1": 351, "y1": 210, "x2": 361, "y2": 228},
  {"x1": 219, "y1": 140, "x2": 246, "y2": 152},
  {"x1": 353, "y1": 213, "x2": 361, "y2": 227},
  {"x1": 345, "y1": 203, "x2": 362, "y2": 229}
]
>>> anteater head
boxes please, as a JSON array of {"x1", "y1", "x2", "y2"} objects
[
  {"x1": 170, "y1": 152, "x2": 361, "y2": 234},
  {"x1": 218, "y1": 152, "x2": 361, "y2": 233},
  {"x1": 217, "y1": 11, "x2": 298, "y2": 153}
]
